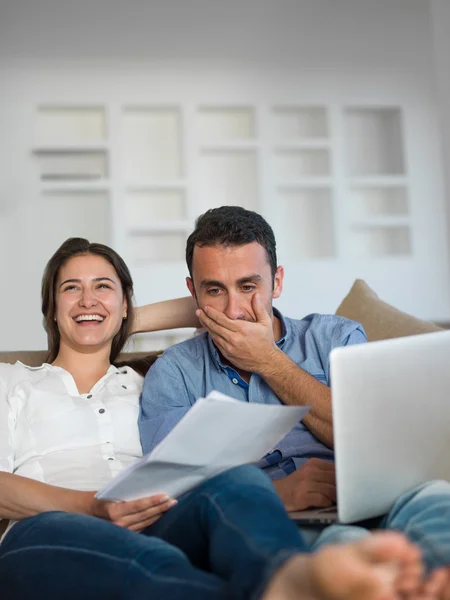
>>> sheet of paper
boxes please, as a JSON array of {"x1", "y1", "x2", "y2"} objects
[{"x1": 96, "y1": 391, "x2": 310, "y2": 501}]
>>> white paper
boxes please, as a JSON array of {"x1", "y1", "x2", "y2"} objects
[{"x1": 96, "y1": 391, "x2": 310, "y2": 501}]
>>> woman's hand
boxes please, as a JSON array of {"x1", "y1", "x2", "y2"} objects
[{"x1": 90, "y1": 493, "x2": 177, "y2": 532}]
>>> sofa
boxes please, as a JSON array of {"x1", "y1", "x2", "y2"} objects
[{"x1": 0, "y1": 279, "x2": 442, "y2": 538}]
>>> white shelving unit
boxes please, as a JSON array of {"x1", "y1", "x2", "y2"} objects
[
  {"x1": 121, "y1": 106, "x2": 189, "y2": 269},
  {"x1": 270, "y1": 106, "x2": 336, "y2": 260},
  {"x1": 32, "y1": 106, "x2": 111, "y2": 252},
  {"x1": 196, "y1": 106, "x2": 259, "y2": 214},
  {"x1": 344, "y1": 107, "x2": 410, "y2": 258},
  {"x1": 28, "y1": 99, "x2": 434, "y2": 349}
]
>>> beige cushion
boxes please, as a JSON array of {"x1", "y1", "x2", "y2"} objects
[{"x1": 335, "y1": 279, "x2": 442, "y2": 342}]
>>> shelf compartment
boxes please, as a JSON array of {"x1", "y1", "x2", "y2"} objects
[
  {"x1": 278, "y1": 178, "x2": 332, "y2": 189},
  {"x1": 350, "y1": 225, "x2": 411, "y2": 257},
  {"x1": 34, "y1": 106, "x2": 107, "y2": 145},
  {"x1": 128, "y1": 232, "x2": 186, "y2": 264},
  {"x1": 37, "y1": 191, "x2": 109, "y2": 255},
  {"x1": 129, "y1": 222, "x2": 189, "y2": 234},
  {"x1": 197, "y1": 150, "x2": 258, "y2": 214},
  {"x1": 126, "y1": 189, "x2": 186, "y2": 226},
  {"x1": 33, "y1": 143, "x2": 108, "y2": 153},
  {"x1": 198, "y1": 107, "x2": 255, "y2": 142},
  {"x1": 271, "y1": 106, "x2": 328, "y2": 140},
  {"x1": 274, "y1": 140, "x2": 330, "y2": 151},
  {"x1": 344, "y1": 107, "x2": 405, "y2": 176},
  {"x1": 274, "y1": 149, "x2": 330, "y2": 178},
  {"x1": 200, "y1": 141, "x2": 258, "y2": 151},
  {"x1": 123, "y1": 107, "x2": 182, "y2": 180},
  {"x1": 275, "y1": 188, "x2": 336, "y2": 259},
  {"x1": 126, "y1": 181, "x2": 186, "y2": 191},
  {"x1": 40, "y1": 181, "x2": 110, "y2": 193},
  {"x1": 349, "y1": 186, "x2": 409, "y2": 219},
  {"x1": 35, "y1": 150, "x2": 108, "y2": 180}
]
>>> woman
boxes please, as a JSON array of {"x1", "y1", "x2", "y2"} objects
[{"x1": 0, "y1": 238, "x2": 438, "y2": 600}]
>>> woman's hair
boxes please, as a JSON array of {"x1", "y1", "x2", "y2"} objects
[{"x1": 41, "y1": 237, "x2": 134, "y2": 364}]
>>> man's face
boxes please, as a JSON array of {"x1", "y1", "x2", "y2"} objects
[{"x1": 186, "y1": 242, "x2": 283, "y2": 323}]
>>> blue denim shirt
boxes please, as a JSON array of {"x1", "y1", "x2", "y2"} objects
[{"x1": 139, "y1": 311, "x2": 367, "y2": 480}]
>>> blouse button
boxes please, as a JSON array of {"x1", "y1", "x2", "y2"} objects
[
  {"x1": 122, "y1": 385, "x2": 127, "y2": 390},
  {"x1": 108, "y1": 457, "x2": 114, "y2": 461},
  {"x1": 87, "y1": 394, "x2": 92, "y2": 399},
  {"x1": 99, "y1": 408, "x2": 105, "y2": 414}
]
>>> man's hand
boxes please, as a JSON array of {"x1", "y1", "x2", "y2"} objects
[
  {"x1": 196, "y1": 293, "x2": 278, "y2": 373},
  {"x1": 273, "y1": 458, "x2": 336, "y2": 512},
  {"x1": 89, "y1": 493, "x2": 177, "y2": 532}
]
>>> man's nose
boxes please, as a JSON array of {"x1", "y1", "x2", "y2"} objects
[{"x1": 224, "y1": 294, "x2": 243, "y2": 320}]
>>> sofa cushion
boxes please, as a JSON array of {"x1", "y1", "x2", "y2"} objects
[{"x1": 335, "y1": 279, "x2": 442, "y2": 342}]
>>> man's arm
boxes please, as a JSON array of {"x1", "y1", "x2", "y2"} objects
[
  {"x1": 139, "y1": 354, "x2": 193, "y2": 454},
  {"x1": 259, "y1": 350, "x2": 333, "y2": 445},
  {"x1": 197, "y1": 294, "x2": 366, "y2": 448}
]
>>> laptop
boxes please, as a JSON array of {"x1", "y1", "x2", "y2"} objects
[{"x1": 290, "y1": 329, "x2": 450, "y2": 525}]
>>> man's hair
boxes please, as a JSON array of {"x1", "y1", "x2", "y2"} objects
[
  {"x1": 186, "y1": 206, "x2": 277, "y2": 281},
  {"x1": 41, "y1": 237, "x2": 134, "y2": 364}
]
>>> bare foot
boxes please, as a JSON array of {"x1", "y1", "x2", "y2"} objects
[{"x1": 262, "y1": 531, "x2": 425, "y2": 600}]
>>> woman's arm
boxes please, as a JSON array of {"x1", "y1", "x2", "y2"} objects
[
  {"x1": 131, "y1": 297, "x2": 200, "y2": 335},
  {"x1": 0, "y1": 472, "x2": 176, "y2": 532},
  {"x1": 0, "y1": 471, "x2": 94, "y2": 520}
]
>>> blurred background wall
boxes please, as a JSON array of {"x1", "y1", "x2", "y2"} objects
[{"x1": 0, "y1": 0, "x2": 450, "y2": 350}]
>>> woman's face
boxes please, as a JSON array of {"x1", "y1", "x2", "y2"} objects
[{"x1": 55, "y1": 254, "x2": 127, "y2": 354}]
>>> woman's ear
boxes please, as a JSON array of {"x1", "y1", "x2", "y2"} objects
[{"x1": 123, "y1": 297, "x2": 128, "y2": 319}]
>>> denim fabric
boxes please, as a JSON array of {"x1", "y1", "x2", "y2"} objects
[
  {"x1": 0, "y1": 465, "x2": 307, "y2": 600},
  {"x1": 310, "y1": 480, "x2": 450, "y2": 573},
  {"x1": 139, "y1": 310, "x2": 366, "y2": 478}
]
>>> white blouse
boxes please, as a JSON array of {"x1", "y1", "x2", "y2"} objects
[{"x1": 0, "y1": 361, "x2": 144, "y2": 493}]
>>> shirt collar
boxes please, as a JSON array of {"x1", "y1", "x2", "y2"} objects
[
  {"x1": 18, "y1": 361, "x2": 52, "y2": 371},
  {"x1": 18, "y1": 361, "x2": 120, "y2": 377},
  {"x1": 207, "y1": 306, "x2": 288, "y2": 370}
]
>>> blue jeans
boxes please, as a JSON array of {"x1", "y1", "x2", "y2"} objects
[
  {"x1": 311, "y1": 480, "x2": 450, "y2": 572},
  {"x1": 0, "y1": 466, "x2": 306, "y2": 600}
]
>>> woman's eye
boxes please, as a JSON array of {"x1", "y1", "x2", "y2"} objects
[
  {"x1": 97, "y1": 284, "x2": 111, "y2": 289},
  {"x1": 63, "y1": 285, "x2": 78, "y2": 292}
]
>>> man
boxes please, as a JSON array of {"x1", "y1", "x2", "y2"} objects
[{"x1": 139, "y1": 206, "x2": 450, "y2": 572}]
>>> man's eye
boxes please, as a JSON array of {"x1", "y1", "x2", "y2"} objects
[
  {"x1": 241, "y1": 286, "x2": 256, "y2": 292},
  {"x1": 207, "y1": 288, "x2": 221, "y2": 296}
]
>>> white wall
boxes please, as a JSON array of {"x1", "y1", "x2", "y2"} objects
[
  {"x1": 0, "y1": 0, "x2": 437, "y2": 68},
  {"x1": 1, "y1": 0, "x2": 449, "y2": 350}
]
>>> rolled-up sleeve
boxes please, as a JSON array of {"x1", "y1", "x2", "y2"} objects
[
  {"x1": 139, "y1": 355, "x2": 192, "y2": 455},
  {"x1": 326, "y1": 318, "x2": 367, "y2": 381},
  {"x1": 0, "y1": 378, "x2": 15, "y2": 473}
]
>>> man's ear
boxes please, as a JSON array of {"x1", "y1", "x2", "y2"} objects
[
  {"x1": 272, "y1": 266, "x2": 284, "y2": 300},
  {"x1": 186, "y1": 277, "x2": 196, "y2": 299}
]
